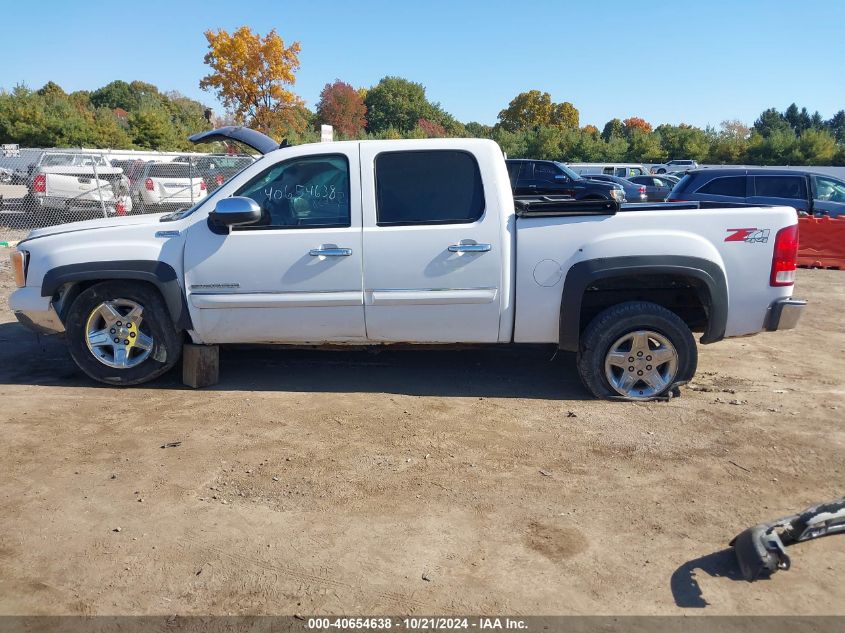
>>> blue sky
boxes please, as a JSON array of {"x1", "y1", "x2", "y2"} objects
[{"x1": 1, "y1": 0, "x2": 843, "y2": 129}]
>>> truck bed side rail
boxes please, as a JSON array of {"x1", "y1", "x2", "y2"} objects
[{"x1": 514, "y1": 196, "x2": 618, "y2": 217}]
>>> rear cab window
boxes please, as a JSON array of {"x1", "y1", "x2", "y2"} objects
[{"x1": 375, "y1": 150, "x2": 485, "y2": 226}]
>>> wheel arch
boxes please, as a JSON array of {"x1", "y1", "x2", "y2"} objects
[
  {"x1": 558, "y1": 255, "x2": 728, "y2": 352},
  {"x1": 41, "y1": 260, "x2": 191, "y2": 330}
]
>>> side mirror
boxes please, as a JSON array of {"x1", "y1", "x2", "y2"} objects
[{"x1": 209, "y1": 196, "x2": 262, "y2": 227}]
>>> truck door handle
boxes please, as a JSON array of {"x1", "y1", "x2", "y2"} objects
[
  {"x1": 309, "y1": 247, "x2": 353, "y2": 257},
  {"x1": 448, "y1": 243, "x2": 492, "y2": 253}
]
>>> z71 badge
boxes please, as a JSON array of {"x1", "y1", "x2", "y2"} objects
[{"x1": 725, "y1": 228, "x2": 770, "y2": 243}]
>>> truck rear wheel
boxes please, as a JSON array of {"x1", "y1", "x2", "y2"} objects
[
  {"x1": 576, "y1": 301, "x2": 697, "y2": 400},
  {"x1": 65, "y1": 281, "x2": 182, "y2": 386}
]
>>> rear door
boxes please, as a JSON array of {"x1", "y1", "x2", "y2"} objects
[
  {"x1": 359, "y1": 144, "x2": 504, "y2": 343},
  {"x1": 748, "y1": 175, "x2": 810, "y2": 213}
]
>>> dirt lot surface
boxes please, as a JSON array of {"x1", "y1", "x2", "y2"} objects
[{"x1": 0, "y1": 269, "x2": 842, "y2": 616}]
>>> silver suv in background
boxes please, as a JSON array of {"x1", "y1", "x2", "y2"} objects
[{"x1": 652, "y1": 159, "x2": 699, "y2": 174}]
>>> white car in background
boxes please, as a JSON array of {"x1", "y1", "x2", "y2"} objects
[
  {"x1": 651, "y1": 159, "x2": 699, "y2": 174},
  {"x1": 132, "y1": 161, "x2": 207, "y2": 211}
]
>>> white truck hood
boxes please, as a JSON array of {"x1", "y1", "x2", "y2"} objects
[{"x1": 21, "y1": 213, "x2": 168, "y2": 242}]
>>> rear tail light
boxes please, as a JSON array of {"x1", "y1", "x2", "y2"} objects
[
  {"x1": 215, "y1": 174, "x2": 224, "y2": 185},
  {"x1": 770, "y1": 224, "x2": 799, "y2": 286},
  {"x1": 145, "y1": 178, "x2": 154, "y2": 191},
  {"x1": 115, "y1": 201, "x2": 126, "y2": 216},
  {"x1": 639, "y1": 186, "x2": 647, "y2": 194},
  {"x1": 32, "y1": 174, "x2": 46, "y2": 193},
  {"x1": 200, "y1": 179, "x2": 207, "y2": 191}
]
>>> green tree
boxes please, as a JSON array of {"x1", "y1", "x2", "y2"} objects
[
  {"x1": 746, "y1": 128, "x2": 798, "y2": 165},
  {"x1": 601, "y1": 118, "x2": 624, "y2": 141},
  {"x1": 364, "y1": 76, "x2": 439, "y2": 134},
  {"x1": 795, "y1": 128, "x2": 837, "y2": 164},
  {"x1": 128, "y1": 108, "x2": 178, "y2": 149},
  {"x1": 753, "y1": 108, "x2": 790, "y2": 137}
]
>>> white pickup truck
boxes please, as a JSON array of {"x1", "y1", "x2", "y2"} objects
[{"x1": 9, "y1": 127, "x2": 806, "y2": 400}]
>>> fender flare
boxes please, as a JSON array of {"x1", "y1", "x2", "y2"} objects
[
  {"x1": 558, "y1": 255, "x2": 728, "y2": 352},
  {"x1": 41, "y1": 260, "x2": 191, "y2": 330}
]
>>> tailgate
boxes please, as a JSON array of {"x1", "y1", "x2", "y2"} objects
[{"x1": 45, "y1": 171, "x2": 115, "y2": 202}]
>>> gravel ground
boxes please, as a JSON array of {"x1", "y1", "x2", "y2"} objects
[{"x1": 0, "y1": 269, "x2": 842, "y2": 615}]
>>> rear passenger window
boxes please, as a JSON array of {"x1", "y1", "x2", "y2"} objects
[
  {"x1": 696, "y1": 176, "x2": 746, "y2": 197},
  {"x1": 754, "y1": 176, "x2": 807, "y2": 200},
  {"x1": 375, "y1": 150, "x2": 485, "y2": 226}
]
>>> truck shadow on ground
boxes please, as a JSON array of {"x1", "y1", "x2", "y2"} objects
[
  {"x1": 0, "y1": 321, "x2": 586, "y2": 399},
  {"x1": 670, "y1": 548, "x2": 745, "y2": 608}
]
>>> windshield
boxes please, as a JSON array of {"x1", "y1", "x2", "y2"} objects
[{"x1": 554, "y1": 162, "x2": 582, "y2": 180}]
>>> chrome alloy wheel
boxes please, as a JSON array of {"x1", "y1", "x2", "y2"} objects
[
  {"x1": 85, "y1": 299, "x2": 154, "y2": 369},
  {"x1": 604, "y1": 330, "x2": 678, "y2": 399}
]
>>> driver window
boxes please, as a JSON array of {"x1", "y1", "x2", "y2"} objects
[{"x1": 233, "y1": 154, "x2": 350, "y2": 229}]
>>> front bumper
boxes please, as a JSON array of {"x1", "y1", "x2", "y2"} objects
[
  {"x1": 10, "y1": 286, "x2": 65, "y2": 335},
  {"x1": 765, "y1": 297, "x2": 806, "y2": 331}
]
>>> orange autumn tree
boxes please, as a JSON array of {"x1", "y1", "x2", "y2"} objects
[
  {"x1": 622, "y1": 117, "x2": 653, "y2": 137},
  {"x1": 200, "y1": 26, "x2": 304, "y2": 137}
]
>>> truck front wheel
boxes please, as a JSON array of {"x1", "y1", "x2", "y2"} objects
[
  {"x1": 65, "y1": 281, "x2": 182, "y2": 386},
  {"x1": 576, "y1": 301, "x2": 697, "y2": 400}
]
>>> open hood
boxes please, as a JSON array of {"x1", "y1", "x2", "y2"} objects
[{"x1": 188, "y1": 126, "x2": 281, "y2": 155}]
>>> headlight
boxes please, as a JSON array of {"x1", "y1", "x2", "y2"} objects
[
  {"x1": 10, "y1": 250, "x2": 28, "y2": 288},
  {"x1": 610, "y1": 188, "x2": 625, "y2": 202}
]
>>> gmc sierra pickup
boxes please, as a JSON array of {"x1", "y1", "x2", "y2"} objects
[{"x1": 9, "y1": 127, "x2": 806, "y2": 400}]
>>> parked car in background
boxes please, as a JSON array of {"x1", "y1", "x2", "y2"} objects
[
  {"x1": 25, "y1": 152, "x2": 128, "y2": 219},
  {"x1": 652, "y1": 159, "x2": 699, "y2": 174},
  {"x1": 132, "y1": 161, "x2": 207, "y2": 211},
  {"x1": 506, "y1": 159, "x2": 625, "y2": 202},
  {"x1": 667, "y1": 169, "x2": 845, "y2": 217},
  {"x1": 173, "y1": 154, "x2": 255, "y2": 192},
  {"x1": 566, "y1": 163, "x2": 651, "y2": 178},
  {"x1": 582, "y1": 173, "x2": 647, "y2": 202},
  {"x1": 658, "y1": 174, "x2": 681, "y2": 185},
  {"x1": 627, "y1": 175, "x2": 674, "y2": 202}
]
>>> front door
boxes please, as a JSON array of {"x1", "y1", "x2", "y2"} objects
[
  {"x1": 184, "y1": 146, "x2": 365, "y2": 344},
  {"x1": 359, "y1": 144, "x2": 504, "y2": 343}
]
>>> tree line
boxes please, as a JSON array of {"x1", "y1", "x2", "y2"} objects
[{"x1": 2, "y1": 25, "x2": 844, "y2": 166}]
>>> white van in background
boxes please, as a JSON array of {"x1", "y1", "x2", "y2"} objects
[{"x1": 565, "y1": 163, "x2": 651, "y2": 178}]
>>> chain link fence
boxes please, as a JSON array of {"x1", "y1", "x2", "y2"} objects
[{"x1": 0, "y1": 147, "x2": 256, "y2": 246}]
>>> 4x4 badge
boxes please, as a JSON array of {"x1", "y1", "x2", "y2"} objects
[{"x1": 725, "y1": 228, "x2": 770, "y2": 243}]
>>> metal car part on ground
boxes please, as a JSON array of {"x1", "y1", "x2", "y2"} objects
[{"x1": 730, "y1": 496, "x2": 845, "y2": 581}]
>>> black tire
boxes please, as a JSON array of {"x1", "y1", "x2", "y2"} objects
[
  {"x1": 576, "y1": 301, "x2": 697, "y2": 400},
  {"x1": 65, "y1": 281, "x2": 182, "y2": 386}
]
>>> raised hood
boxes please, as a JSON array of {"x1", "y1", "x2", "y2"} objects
[{"x1": 188, "y1": 126, "x2": 281, "y2": 155}]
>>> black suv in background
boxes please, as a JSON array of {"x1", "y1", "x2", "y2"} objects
[
  {"x1": 668, "y1": 168, "x2": 845, "y2": 217},
  {"x1": 506, "y1": 159, "x2": 625, "y2": 202}
]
